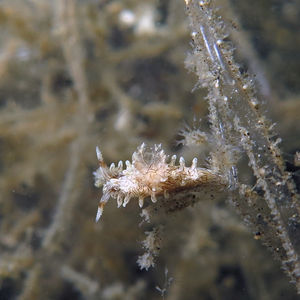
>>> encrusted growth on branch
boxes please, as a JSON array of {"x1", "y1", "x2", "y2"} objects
[{"x1": 185, "y1": 0, "x2": 300, "y2": 292}]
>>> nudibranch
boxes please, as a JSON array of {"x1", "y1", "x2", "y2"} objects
[{"x1": 93, "y1": 143, "x2": 226, "y2": 222}]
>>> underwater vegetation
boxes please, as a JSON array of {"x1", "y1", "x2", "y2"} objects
[{"x1": 0, "y1": 0, "x2": 300, "y2": 299}]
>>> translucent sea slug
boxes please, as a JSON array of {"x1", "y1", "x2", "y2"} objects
[{"x1": 94, "y1": 143, "x2": 226, "y2": 222}]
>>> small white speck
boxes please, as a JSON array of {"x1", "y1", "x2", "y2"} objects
[
  {"x1": 119, "y1": 9, "x2": 136, "y2": 27},
  {"x1": 16, "y1": 46, "x2": 31, "y2": 61}
]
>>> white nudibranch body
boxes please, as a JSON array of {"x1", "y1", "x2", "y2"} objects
[{"x1": 93, "y1": 143, "x2": 225, "y2": 222}]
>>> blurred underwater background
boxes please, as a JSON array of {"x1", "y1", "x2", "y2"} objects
[{"x1": 0, "y1": 0, "x2": 299, "y2": 299}]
